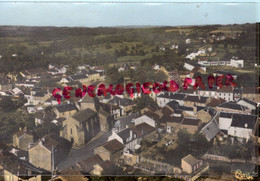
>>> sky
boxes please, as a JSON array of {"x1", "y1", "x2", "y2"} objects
[{"x1": 0, "y1": 0, "x2": 259, "y2": 27}]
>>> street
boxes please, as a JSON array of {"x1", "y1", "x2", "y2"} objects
[{"x1": 57, "y1": 131, "x2": 112, "y2": 171}]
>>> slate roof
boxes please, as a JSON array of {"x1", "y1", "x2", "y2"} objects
[
  {"x1": 197, "y1": 86, "x2": 217, "y2": 91},
  {"x1": 117, "y1": 128, "x2": 131, "y2": 143},
  {"x1": 0, "y1": 151, "x2": 49, "y2": 177},
  {"x1": 182, "y1": 154, "x2": 199, "y2": 166},
  {"x1": 115, "y1": 112, "x2": 139, "y2": 130},
  {"x1": 161, "y1": 115, "x2": 183, "y2": 124},
  {"x1": 158, "y1": 92, "x2": 186, "y2": 100},
  {"x1": 14, "y1": 128, "x2": 33, "y2": 138},
  {"x1": 77, "y1": 154, "x2": 103, "y2": 173},
  {"x1": 230, "y1": 114, "x2": 257, "y2": 129},
  {"x1": 143, "y1": 110, "x2": 160, "y2": 121},
  {"x1": 206, "y1": 98, "x2": 226, "y2": 107},
  {"x1": 108, "y1": 96, "x2": 133, "y2": 107},
  {"x1": 240, "y1": 98, "x2": 257, "y2": 106},
  {"x1": 166, "y1": 100, "x2": 180, "y2": 110},
  {"x1": 242, "y1": 87, "x2": 258, "y2": 94},
  {"x1": 34, "y1": 91, "x2": 47, "y2": 97},
  {"x1": 85, "y1": 70, "x2": 99, "y2": 75},
  {"x1": 102, "y1": 139, "x2": 124, "y2": 153},
  {"x1": 185, "y1": 60, "x2": 201, "y2": 67},
  {"x1": 219, "y1": 112, "x2": 233, "y2": 118},
  {"x1": 159, "y1": 106, "x2": 174, "y2": 115},
  {"x1": 181, "y1": 117, "x2": 201, "y2": 126},
  {"x1": 55, "y1": 104, "x2": 78, "y2": 113},
  {"x1": 184, "y1": 95, "x2": 207, "y2": 103},
  {"x1": 98, "y1": 160, "x2": 113, "y2": 170},
  {"x1": 217, "y1": 102, "x2": 247, "y2": 111},
  {"x1": 70, "y1": 74, "x2": 88, "y2": 80},
  {"x1": 217, "y1": 86, "x2": 233, "y2": 93},
  {"x1": 72, "y1": 108, "x2": 97, "y2": 123},
  {"x1": 133, "y1": 122, "x2": 155, "y2": 138},
  {"x1": 200, "y1": 113, "x2": 220, "y2": 140}
]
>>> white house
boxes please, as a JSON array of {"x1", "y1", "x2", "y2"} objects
[
  {"x1": 228, "y1": 114, "x2": 257, "y2": 141},
  {"x1": 229, "y1": 58, "x2": 244, "y2": 68},
  {"x1": 184, "y1": 60, "x2": 206, "y2": 72},
  {"x1": 237, "y1": 98, "x2": 256, "y2": 110},
  {"x1": 133, "y1": 115, "x2": 156, "y2": 128},
  {"x1": 218, "y1": 112, "x2": 233, "y2": 131},
  {"x1": 108, "y1": 128, "x2": 139, "y2": 152},
  {"x1": 218, "y1": 112, "x2": 257, "y2": 141}
]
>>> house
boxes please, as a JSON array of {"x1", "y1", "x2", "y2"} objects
[
  {"x1": 217, "y1": 86, "x2": 234, "y2": 101},
  {"x1": 200, "y1": 112, "x2": 220, "y2": 141},
  {"x1": 1, "y1": 151, "x2": 49, "y2": 181},
  {"x1": 113, "y1": 112, "x2": 139, "y2": 133},
  {"x1": 132, "y1": 122, "x2": 155, "y2": 139},
  {"x1": 109, "y1": 128, "x2": 138, "y2": 152},
  {"x1": 157, "y1": 92, "x2": 186, "y2": 107},
  {"x1": 92, "y1": 160, "x2": 113, "y2": 176},
  {"x1": 29, "y1": 91, "x2": 52, "y2": 105},
  {"x1": 0, "y1": 79, "x2": 13, "y2": 91},
  {"x1": 216, "y1": 101, "x2": 250, "y2": 114},
  {"x1": 206, "y1": 98, "x2": 226, "y2": 108},
  {"x1": 77, "y1": 154, "x2": 104, "y2": 174},
  {"x1": 53, "y1": 167, "x2": 88, "y2": 181},
  {"x1": 133, "y1": 115, "x2": 156, "y2": 128},
  {"x1": 28, "y1": 134, "x2": 71, "y2": 172},
  {"x1": 94, "y1": 139, "x2": 124, "y2": 162},
  {"x1": 13, "y1": 127, "x2": 34, "y2": 151},
  {"x1": 181, "y1": 154, "x2": 204, "y2": 174},
  {"x1": 164, "y1": 114, "x2": 183, "y2": 134},
  {"x1": 60, "y1": 96, "x2": 114, "y2": 148},
  {"x1": 218, "y1": 112, "x2": 257, "y2": 140},
  {"x1": 85, "y1": 70, "x2": 101, "y2": 81},
  {"x1": 166, "y1": 100, "x2": 194, "y2": 116},
  {"x1": 53, "y1": 103, "x2": 78, "y2": 119},
  {"x1": 242, "y1": 87, "x2": 260, "y2": 103},
  {"x1": 60, "y1": 108, "x2": 99, "y2": 148},
  {"x1": 229, "y1": 58, "x2": 244, "y2": 68},
  {"x1": 184, "y1": 95, "x2": 208, "y2": 107},
  {"x1": 179, "y1": 117, "x2": 202, "y2": 134},
  {"x1": 60, "y1": 74, "x2": 88, "y2": 84},
  {"x1": 237, "y1": 98, "x2": 257, "y2": 110},
  {"x1": 101, "y1": 102, "x2": 122, "y2": 118},
  {"x1": 228, "y1": 114, "x2": 257, "y2": 141},
  {"x1": 197, "y1": 87, "x2": 217, "y2": 98},
  {"x1": 108, "y1": 96, "x2": 133, "y2": 116},
  {"x1": 183, "y1": 60, "x2": 206, "y2": 72},
  {"x1": 122, "y1": 152, "x2": 140, "y2": 166}
]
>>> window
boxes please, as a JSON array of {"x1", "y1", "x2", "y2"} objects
[{"x1": 71, "y1": 128, "x2": 73, "y2": 134}]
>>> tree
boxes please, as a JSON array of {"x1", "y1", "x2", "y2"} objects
[
  {"x1": 105, "y1": 42, "x2": 112, "y2": 49},
  {"x1": 155, "y1": 70, "x2": 168, "y2": 83},
  {"x1": 0, "y1": 97, "x2": 16, "y2": 112},
  {"x1": 105, "y1": 66, "x2": 123, "y2": 85},
  {"x1": 132, "y1": 94, "x2": 158, "y2": 112}
]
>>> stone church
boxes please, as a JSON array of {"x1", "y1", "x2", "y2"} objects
[{"x1": 60, "y1": 95, "x2": 114, "y2": 148}]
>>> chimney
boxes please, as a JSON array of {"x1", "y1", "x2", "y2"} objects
[
  {"x1": 19, "y1": 127, "x2": 22, "y2": 131},
  {"x1": 193, "y1": 106, "x2": 197, "y2": 114},
  {"x1": 245, "y1": 123, "x2": 248, "y2": 128},
  {"x1": 130, "y1": 130, "x2": 133, "y2": 140}
]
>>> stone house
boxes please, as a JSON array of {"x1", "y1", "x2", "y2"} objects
[
  {"x1": 181, "y1": 154, "x2": 203, "y2": 174},
  {"x1": 94, "y1": 139, "x2": 124, "y2": 162},
  {"x1": 13, "y1": 127, "x2": 34, "y2": 151}
]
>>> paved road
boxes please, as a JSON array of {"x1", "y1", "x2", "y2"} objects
[{"x1": 57, "y1": 131, "x2": 112, "y2": 171}]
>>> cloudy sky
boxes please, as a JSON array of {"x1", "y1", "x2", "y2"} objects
[{"x1": 0, "y1": 0, "x2": 259, "y2": 27}]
